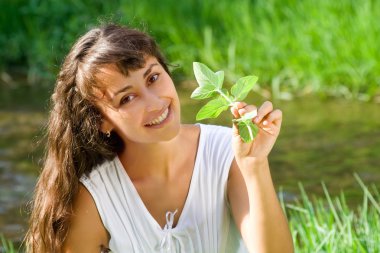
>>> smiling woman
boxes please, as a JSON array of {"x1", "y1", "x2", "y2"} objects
[
  {"x1": 94, "y1": 58, "x2": 181, "y2": 144},
  {"x1": 25, "y1": 24, "x2": 293, "y2": 253}
]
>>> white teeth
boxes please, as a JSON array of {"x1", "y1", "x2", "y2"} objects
[{"x1": 146, "y1": 108, "x2": 169, "y2": 126}]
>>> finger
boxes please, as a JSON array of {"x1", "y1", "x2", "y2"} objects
[
  {"x1": 231, "y1": 101, "x2": 247, "y2": 109},
  {"x1": 254, "y1": 101, "x2": 273, "y2": 124},
  {"x1": 238, "y1": 105, "x2": 257, "y2": 117},
  {"x1": 230, "y1": 106, "x2": 240, "y2": 118},
  {"x1": 262, "y1": 109, "x2": 282, "y2": 127},
  {"x1": 231, "y1": 102, "x2": 251, "y2": 118},
  {"x1": 232, "y1": 121, "x2": 240, "y2": 137},
  {"x1": 230, "y1": 102, "x2": 246, "y2": 118},
  {"x1": 235, "y1": 101, "x2": 247, "y2": 109}
]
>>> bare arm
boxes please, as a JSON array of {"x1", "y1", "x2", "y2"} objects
[
  {"x1": 228, "y1": 158, "x2": 293, "y2": 253},
  {"x1": 62, "y1": 184, "x2": 110, "y2": 253},
  {"x1": 227, "y1": 101, "x2": 293, "y2": 253}
]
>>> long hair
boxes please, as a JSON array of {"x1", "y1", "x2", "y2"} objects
[{"x1": 25, "y1": 24, "x2": 170, "y2": 252}]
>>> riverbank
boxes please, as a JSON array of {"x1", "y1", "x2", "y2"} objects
[{"x1": 1, "y1": 88, "x2": 380, "y2": 249}]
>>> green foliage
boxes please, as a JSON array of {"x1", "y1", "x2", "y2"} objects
[
  {"x1": 195, "y1": 97, "x2": 230, "y2": 121},
  {"x1": 231, "y1": 76, "x2": 258, "y2": 101},
  {"x1": 284, "y1": 174, "x2": 380, "y2": 252},
  {"x1": 192, "y1": 62, "x2": 259, "y2": 142},
  {"x1": 1, "y1": 0, "x2": 379, "y2": 99},
  {"x1": 235, "y1": 120, "x2": 259, "y2": 143},
  {"x1": 1, "y1": 176, "x2": 379, "y2": 252},
  {"x1": 0, "y1": 0, "x2": 121, "y2": 83},
  {"x1": 193, "y1": 62, "x2": 224, "y2": 88},
  {"x1": 0, "y1": 234, "x2": 15, "y2": 253}
]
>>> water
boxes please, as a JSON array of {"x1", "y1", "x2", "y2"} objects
[
  {"x1": 178, "y1": 85, "x2": 380, "y2": 202},
  {"x1": 0, "y1": 84, "x2": 379, "y2": 246}
]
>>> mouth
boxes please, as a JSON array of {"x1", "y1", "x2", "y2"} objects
[{"x1": 144, "y1": 105, "x2": 171, "y2": 127}]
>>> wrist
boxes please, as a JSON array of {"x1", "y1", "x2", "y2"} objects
[{"x1": 237, "y1": 156, "x2": 269, "y2": 177}]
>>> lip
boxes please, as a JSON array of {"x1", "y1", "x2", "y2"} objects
[{"x1": 144, "y1": 105, "x2": 172, "y2": 128}]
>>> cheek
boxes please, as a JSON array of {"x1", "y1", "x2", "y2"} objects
[
  {"x1": 166, "y1": 80, "x2": 179, "y2": 100},
  {"x1": 111, "y1": 114, "x2": 139, "y2": 139},
  {"x1": 116, "y1": 108, "x2": 136, "y2": 119},
  {"x1": 160, "y1": 74, "x2": 177, "y2": 92}
]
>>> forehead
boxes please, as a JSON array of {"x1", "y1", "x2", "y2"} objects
[
  {"x1": 96, "y1": 56, "x2": 158, "y2": 84},
  {"x1": 93, "y1": 56, "x2": 159, "y2": 98}
]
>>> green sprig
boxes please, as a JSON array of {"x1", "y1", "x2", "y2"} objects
[{"x1": 191, "y1": 62, "x2": 259, "y2": 142}]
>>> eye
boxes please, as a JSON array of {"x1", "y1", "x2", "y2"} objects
[
  {"x1": 120, "y1": 94, "x2": 135, "y2": 105},
  {"x1": 148, "y1": 74, "x2": 159, "y2": 84}
]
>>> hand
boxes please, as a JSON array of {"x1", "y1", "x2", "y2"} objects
[{"x1": 230, "y1": 101, "x2": 282, "y2": 170}]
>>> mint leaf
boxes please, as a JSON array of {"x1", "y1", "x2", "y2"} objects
[
  {"x1": 231, "y1": 75, "x2": 258, "y2": 101},
  {"x1": 191, "y1": 84, "x2": 217, "y2": 100},
  {"x1": 220, "y1": 88, "x2": 235, "y2": 104},
  {"x1": 193, "y1": 62, "x2": 219, "y2": 88},
  {"x1": 196, "y1": 97, "x2": 230, "y2": 120},
  {"x1": 236, "y1": 120, "x2": 259, "y2": 143},
  {"x1": 191, "y1": 62, "x2": 260, "y2": 142},
  {"x1": 215, "y1": 70, "x2": 224, "y2": 89}
]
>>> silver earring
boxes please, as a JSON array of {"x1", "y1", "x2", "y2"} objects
[{"x1": 106, "y1": 131, "x2": 111, "y2": 138}]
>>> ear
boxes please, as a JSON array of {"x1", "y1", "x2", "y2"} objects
[{"x1": 100, "y1": 117, "x2": 114, "y2": 134}]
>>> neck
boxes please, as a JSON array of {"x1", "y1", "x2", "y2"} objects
[{"x1": 118, "y1": 125, "x2": 186, "y2": 181}]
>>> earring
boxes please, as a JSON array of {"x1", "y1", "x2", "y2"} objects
[{"x1": 106, "y1": 131, "x2": 111, "y2": 138}]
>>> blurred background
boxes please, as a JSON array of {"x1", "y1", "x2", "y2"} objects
[{"x1": 0, "y1": 0, "x2": 379, "y2": 249}]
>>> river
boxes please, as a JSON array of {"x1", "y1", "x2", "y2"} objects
[{"x1": 0, "y1": 84, "x2": 379, "y2": 246}]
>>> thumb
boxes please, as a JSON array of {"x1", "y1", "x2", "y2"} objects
[
  {"x1": 232, "y1": 121, "x2": 240, "y2": 138},
  {"x1": 230, "y1": 103, "x2": 242, "y2": 138}
]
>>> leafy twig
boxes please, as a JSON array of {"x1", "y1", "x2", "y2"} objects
[{"x1": 191, "y1": 62, "x2": 259, "y2": 142}]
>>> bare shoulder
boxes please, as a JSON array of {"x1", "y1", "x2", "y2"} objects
[{"x1": 62, "y1": 183, "x2": 109, "y2": 253}]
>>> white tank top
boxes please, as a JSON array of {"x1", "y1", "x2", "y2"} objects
[{"x1": 80, "y1": 124, "x2": 248, "y2": 253}]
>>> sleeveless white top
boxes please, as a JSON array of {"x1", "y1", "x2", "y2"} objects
[{"x1": 80, "y1": 124, "x2": 248, "y2": 253}]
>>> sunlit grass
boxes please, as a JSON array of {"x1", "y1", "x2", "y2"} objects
[
  {"x1": 1, "y1": 0, "x2": 379, "y2": 99},
  {"x1": 0, "y1": 234, "x2": 15, "y2": 253},
  {"x1": 1, "y1": 174, "x2": 379, "y2": 252},
  {"x1": 283, "y1": 174, "x2": 380, "y2": 252},
  {"x1": 132, "y1": 0, "x2": 380, "y2": 100}
]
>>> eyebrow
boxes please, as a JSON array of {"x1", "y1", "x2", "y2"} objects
[
  {"x1": 113, "y1": 63, "x2": 159, "y2": 97},
  {"x1": 113, "y1": 85, "x2": 133, "y2": 97},
  {"x1": 143, "y1": 63, "x2": 158, "y2": 78}
]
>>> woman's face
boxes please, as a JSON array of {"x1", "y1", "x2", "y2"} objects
[{"x1": 95, "y1": 56, "x2": 181, "y2": 145}]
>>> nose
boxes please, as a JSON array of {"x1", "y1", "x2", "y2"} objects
[{"x1": 144, "y1": 89, "x2": 165, "y2": 112}]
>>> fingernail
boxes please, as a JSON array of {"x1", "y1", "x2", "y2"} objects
[
  {"x1": 254, "y1": 116, "x2": 260, "y2": 123},
  {"x1": 263, "y1": 120, "x2": 268, "y2": 126}
]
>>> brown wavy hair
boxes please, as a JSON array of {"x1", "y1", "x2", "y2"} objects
[{"x1": 25, "y1": 24, "x2": 170, "y2": 252}]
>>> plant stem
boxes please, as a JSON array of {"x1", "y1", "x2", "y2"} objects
[{"x1": 216, "y1": 89, "x2": 234, "y2": 106}]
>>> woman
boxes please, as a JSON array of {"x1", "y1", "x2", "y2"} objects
[{"x1": 26, "y1": 24, "x2": 293, "y2": 253}]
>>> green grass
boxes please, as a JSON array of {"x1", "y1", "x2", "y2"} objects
[
  {"x1": 1, "y1": 174, "x2": 379, "y2": 252},
  {"x1": 283, "y1": 174, "x2": 380, "y2": 252},
  {"x1": 0, "y1": 234, "x2": 15, "y2": 253},
  {"x1": 1, "y1": 0, "x2": 379, "y2": 99}
]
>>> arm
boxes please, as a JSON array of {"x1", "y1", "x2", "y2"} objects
[
  {"x1": 62, "y1": 184, "x2": 110, "y2": 253},
  {"x1": 227, "y1": 101, "x2": 293, "y2": 253}
]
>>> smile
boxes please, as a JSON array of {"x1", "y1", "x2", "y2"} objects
[{"x1": 145, "y1": 107, "x2": 170, "y2": 126}]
